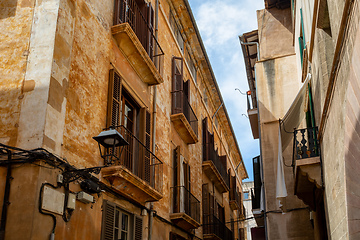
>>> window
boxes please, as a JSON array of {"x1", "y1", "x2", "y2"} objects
[
  {"x1": 173, "y1": 146, "x2": 191, "y2": 213},
  {"x1": 169, "y1": 10, "x2": 184, "y2": 53},
  {"x1": 101, "y1": 200, "x2": 143, "y2": 240},
  {"x1": 107, "y1": 70, "x2": 151, "y2": 182},
  {"x1": 244, "y1": 191, "x2": 250, "y2": 200},
  {"x1": 203, "y1": 88, "x2": 208, "y2": 106},
  {"x1": 185, "y1": 46, "x2": 197, "y2": 82},
  {"x1": 299, "y1": 8, "x2": 306, "y2": 67},
  {"x1": 113, "y1": 0, "x2": 155, "y2": 58},
  {"x1": 171, "y1": 57, "x2": 197, "y2": 135}
]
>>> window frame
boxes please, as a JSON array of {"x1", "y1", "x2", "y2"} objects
[{"x1": 101, "y1": 200, "x2": 143, "y2": 240}]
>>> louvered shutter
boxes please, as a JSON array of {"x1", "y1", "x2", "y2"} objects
[
  {"x1": 202, "y1": 118, "x2": 210, "y2": 162},
  {"x1": 144, "y1": 110, "x2": 151, "y2": 183},
  {"x1": 182, "y1": 161, "x2": 190, "y2": 214},
  {"x1": 173, "y1": 146, "x2": 180, "y2": 213},
  {"x1": 183, "y1": 80, "x2": 190, "y2": 120},
  {"x1": 101, "y1": 200, "x2": 116, "y2": 240},
  {"x1": 107, "y1": 70, "x2": 122, "y2": 128},
  {"x1": 146, "y1": 3, "x2": 154, "y2": 58},
  {"x1": 230, "y1": 175, "x2": 236, "y2": 201},
  {"x1": 202, "y1": 184, "x2": 210, "y2": 233},
  {"x1": 172, "y1": 57, "x2": 184, "y2": 114},
  {"x1": 134, "y1": 216, "x2": 143, "y2": 240},
  {"x1": 218, "y1": 204, "x2": 225, "y2": 223},
  {"x1": 209, "y1": 193, "x2": 214, "y2": 217},
  {"x1": 219, "y1": 155, "x2": 227, "y2": 170}
]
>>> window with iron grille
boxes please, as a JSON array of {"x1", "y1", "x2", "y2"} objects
[{"x1": 101, "y1": 200, "x2": 143, "y2": 240}]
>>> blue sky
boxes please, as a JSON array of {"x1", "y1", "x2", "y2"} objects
[{"x1": 188, "y1": 0, "x2": 264, "y2": 181}]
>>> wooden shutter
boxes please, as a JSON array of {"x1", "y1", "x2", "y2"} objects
[
  {"x1": 172, "y1": 57, "x2": 184, "y2": 114},
  {"x1": 107, "y1": 70, "x2": 122, "y2": 128},
  {"x1": 146, "y1": 3, "x2": 154, "y2": 58},
  {"x1": 183, "y1": 161, "x2": 191, "y2": 191},
  {"x1": 202, "y1": 184, "x2": 210, "y2": 230},
  {"x1": 101, "y1": 200, "x2": 116, "y2": 240},
  {"x1": 173, "y1": 146, "x2": 180, "y2": 213},
  {"x1": 144, "y1": 110, "x2": 151, "y2": 182},
  {"x1": 134, "y1": 216, "x2": 143, "y2": 240},
  {"x1": 209, "y1": 193, "x2": 214, "y2": 217},
  {"x1": 218, "y1": 204, "x2": 225, "y2": 223},
  {"x1": 202, "y1": 118, "x2": 210, "y2": 162},
  {"x1": 220, "y1": 155, "x2": 227, "y2": 170},
  {"x1": 230, "y1": 175, "x2": 236, "y2": 200},
  {"x1": 240, "y1": 228, "x2": 245, "y2": 240},
  {"x1": 183, "y1": 80, "x2": 190, "y2": 119}
]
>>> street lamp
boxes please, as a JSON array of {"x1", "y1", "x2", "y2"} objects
[{"x1": 93, "y1": 127, "x2": 128, "y2": 165}]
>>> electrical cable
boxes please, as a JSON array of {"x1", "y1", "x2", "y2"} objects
[{"x1": 39, "y1": 183, "x2": 59, "y2": 240}]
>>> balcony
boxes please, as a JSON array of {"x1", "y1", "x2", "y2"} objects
[
  {"x1": 229, "y1": 175, "x2": 240, "y2": 211},
  {"x1": 247, "y1": 93, "x2": 259, "y2": 139},
  {"x1": 203, "y1": 214, "x2": 233, "y2": 240},
  {"x1": 101, "y1": 126, "x2": 163, "y2": 205},
  {"x1": 112, "y1": 0, "x2": 164, "y2": 85},
  {"x1": 202, "y1": 150, "x2": 229, "y2": 193},
  {"x1": 170, "y1": 186, "x2": 201, "y2": 230},
  {"x1": 171, "y1": 90, "x2": 198, "y2": 144},
  {"x1": 293, "y1": 127, "x2": 322, "y2": 210}
]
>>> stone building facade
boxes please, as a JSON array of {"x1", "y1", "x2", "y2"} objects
[
  {"x1": 0, "y1": 0, "x2": 248, "y2": 240},
  {"x1": 242, "y1": 182, "x2": 257, "y2": 240},
  {"x1": 241, "y1": 0, "x2": 360, "y2": 239}
]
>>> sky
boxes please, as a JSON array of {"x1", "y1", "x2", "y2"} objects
[{"x1": 187, "y1": 0, "x2": 264, "y2": 181}]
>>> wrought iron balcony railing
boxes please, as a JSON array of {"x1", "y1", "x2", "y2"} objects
[
  {"x1": 230, "y1": 186, "x2": 240, "y2": 207},
  {"x1": 114, "y1": 0, "x2": 164, "y2": 70},
  {"x1": 293, "y1": 127, "x2": 320, "y2": 164},
  {"x1": 171, "y1": 186, "x2": 200, "y2": 223},
  {"x1": 203, "y1": 142, "x2": 230, "y2": 188},
  {"x1": 111, "y1": 125, "x2": 163, "y2": 193},
  {"x1": 171, "y1": 90, "x2": 198, "y2": 136},
  {"x1": 203, "y1": 214, "x2": 233, "y2": 240}
]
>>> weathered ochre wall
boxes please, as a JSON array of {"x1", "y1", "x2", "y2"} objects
[
  {"x1": 0, "y1": 0, "x2": 246, "y2": 239},
  {"x1": 0, "y1": 0, "x2": 35, "y2": 146}
]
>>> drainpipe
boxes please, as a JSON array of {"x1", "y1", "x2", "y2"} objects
[
  {"x1": 148, "y1": 0, "x2": 159, "y2": 239},
  {"x1": 0, "y1": 150, "x2": 12, "y2": 240},
  {"x1": 239, "y1": 35, "x2": 268, "y2": 240}
]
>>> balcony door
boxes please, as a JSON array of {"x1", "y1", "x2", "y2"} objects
[
  {"x1": 113, "y1": 0, "x2": 154, "y2": 58},
  {"x1": 107, "y1": 70, "x2": 151, "y2": 182},
  {"x1": 120, "y1": 91, "x2": 140, "y2": 172},
  {"x1": 173, "y1": 147, "x2": 191, "y2": 214}
]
